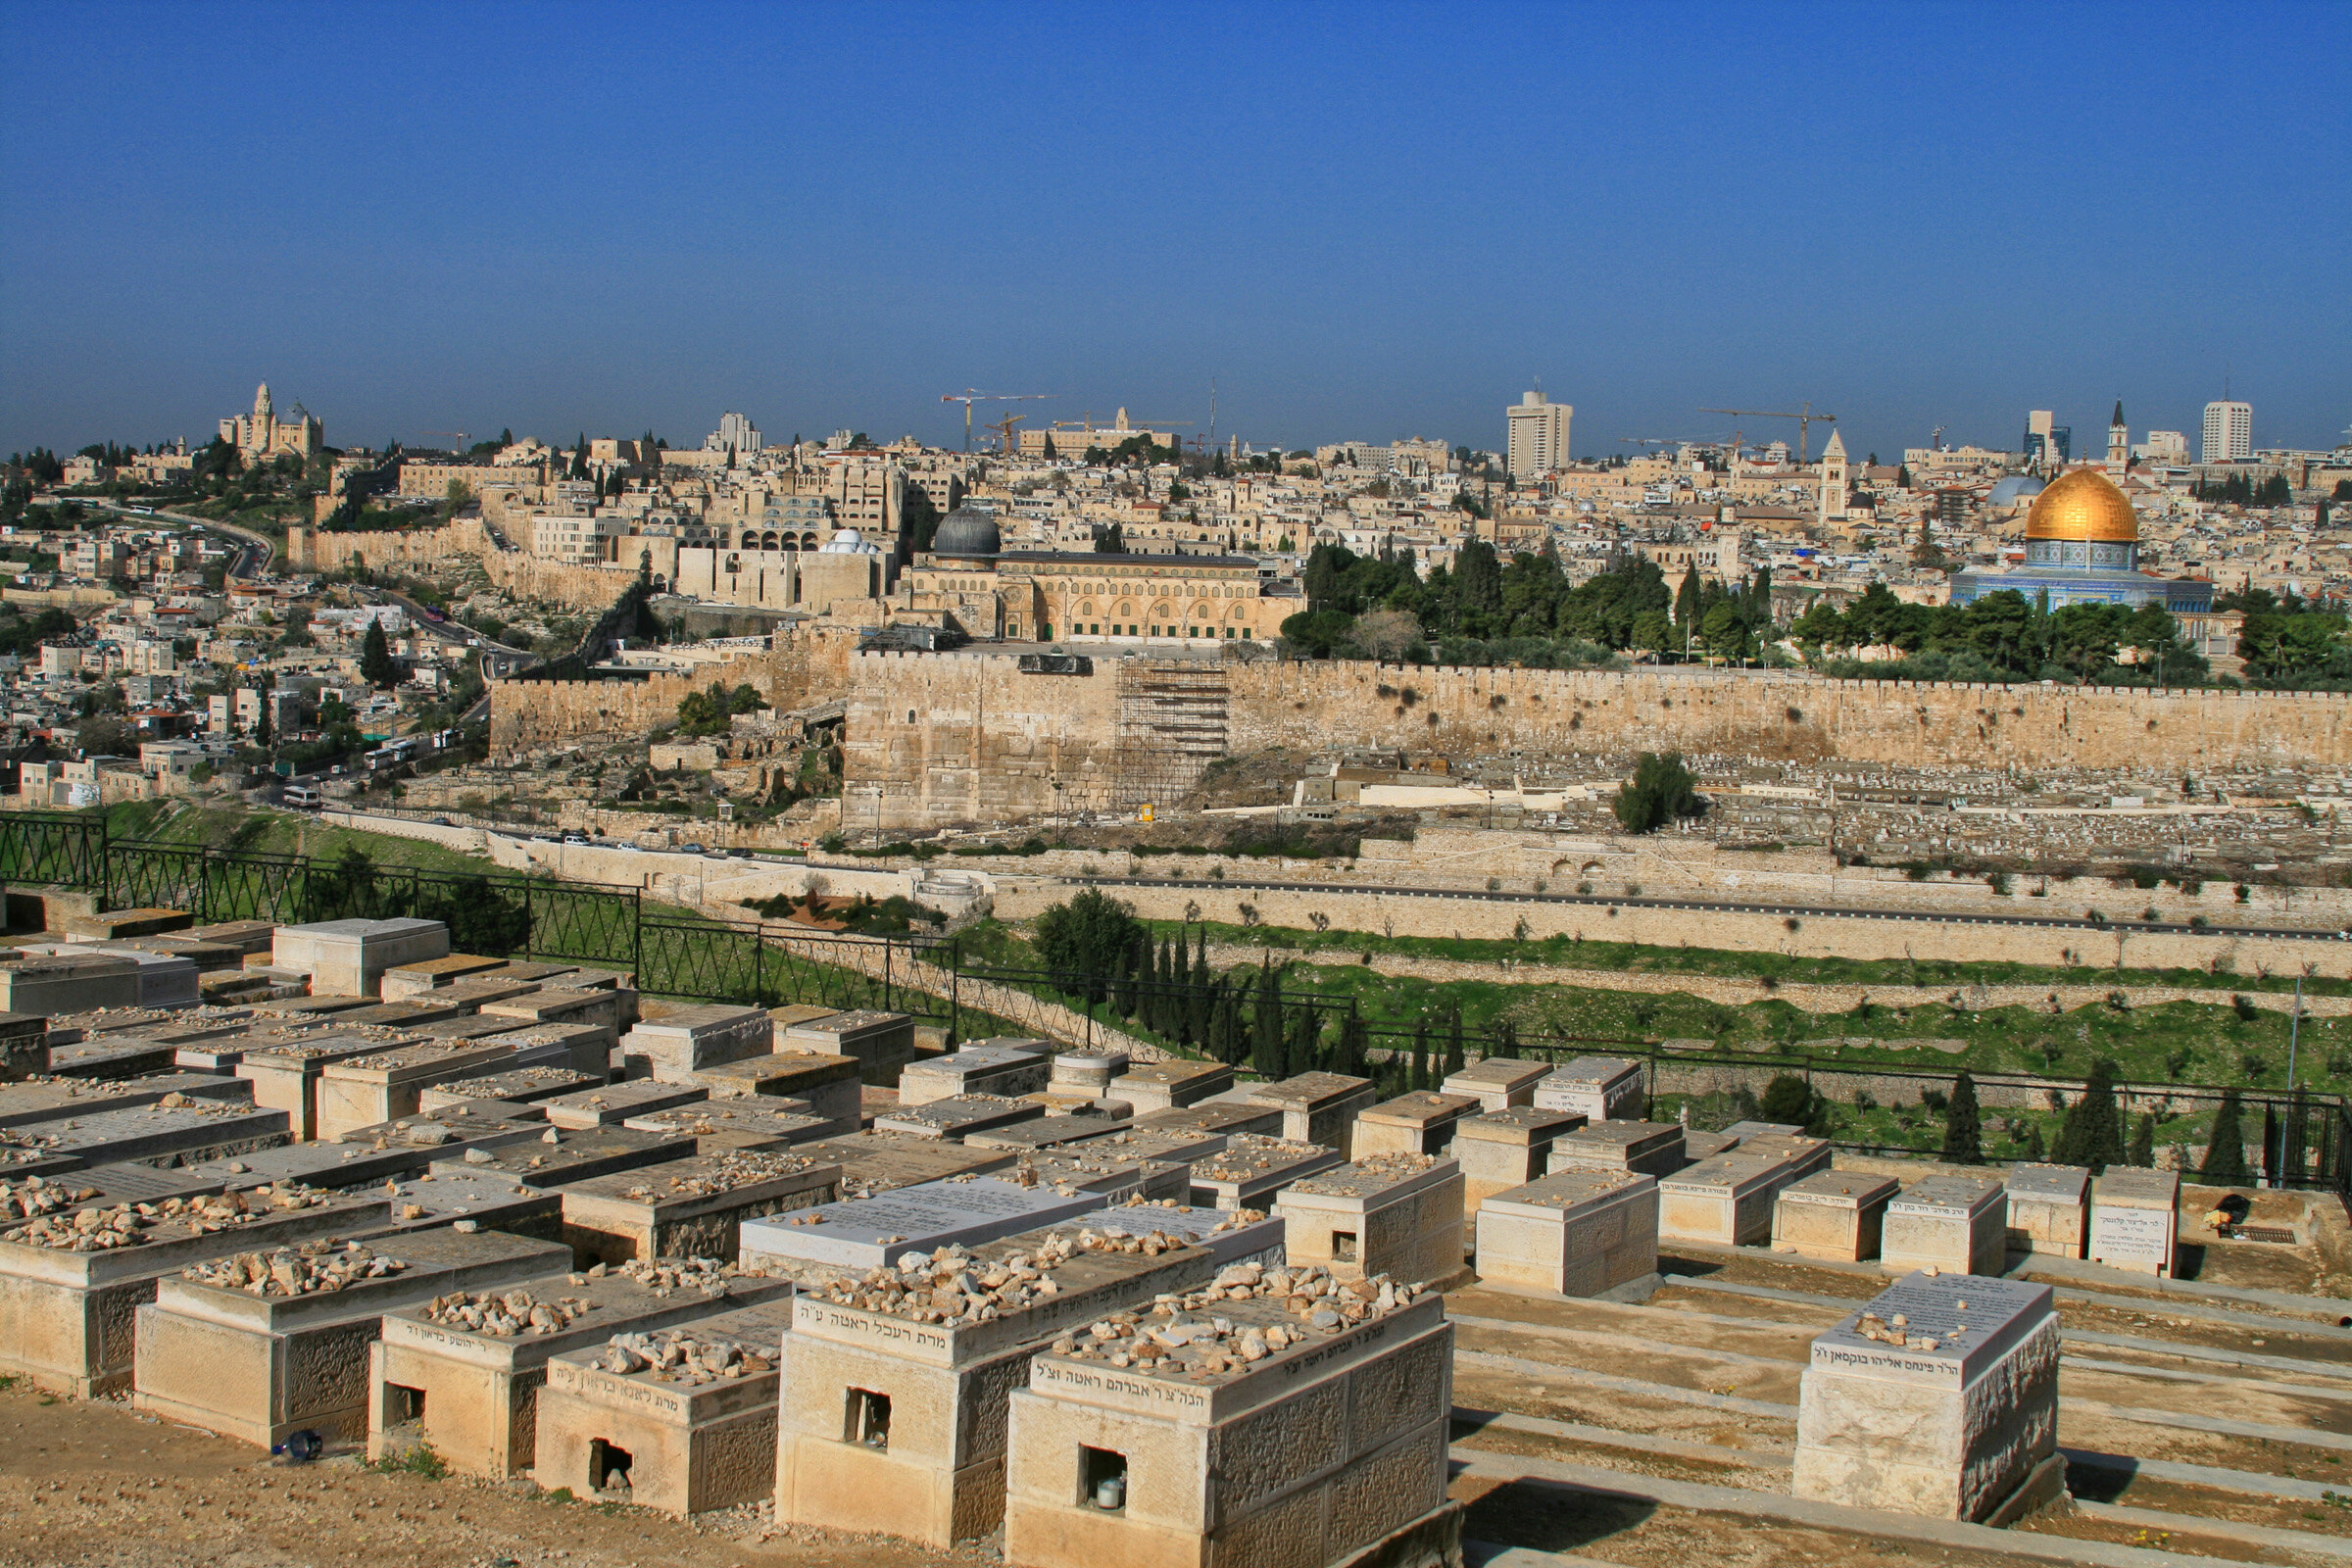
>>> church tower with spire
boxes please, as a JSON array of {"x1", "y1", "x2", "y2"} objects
[
  {"x1": 1816, "y1": 427, "x2": 1848, "y2": 524},
  {"x1": 2106, "y1": 400, "x2": 2129, "y2": 477}
]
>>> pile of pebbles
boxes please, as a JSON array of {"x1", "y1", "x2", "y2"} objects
[
  {"x1": 596, "y1": 1325, "x2": 774, "y2": 1383},
  {"x1": 1109, "y1": 1196, "x2": 1268, "y2": 1233},
  {"x1": 1291, "y1": 1152, "x2": 1446, "y2": 1198},
  {"x1": 1854, "y1": 1303, "x2": 1973, "y2": 1352},
  {"x1": 0, "y1": 1174, "x2": 84, "y2": 1222},
  {"x1": 182, "y1": 1238, "x2": 405, "y2": 1296},
  {"x1": 1044, "y1": 1261, "x2": 1422, "y2": 1375},
  {"x1": 423, "y1": 1285, "x2": 593, "y2": 1337},
  {"x1": 3, "y1": 1183, "x2": 329, "y2": 1251},
  {"x1": 808, "y1": 1228, "x2": 1182, "y2": 1326},
  {"x1": 612, "y1": 1151, "x2": 824, "y2": 1201},
  {"x1": 340, "y1": 1042, "x2": 483, "y2": 1070},
  {"x1": 570, "y1": 1255, "x2": 738, "y2": 1298},
  {"x1": 1192, "y1": 1136, "x2": 1326, "y2": 1185}
]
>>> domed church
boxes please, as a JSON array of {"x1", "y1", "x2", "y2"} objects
[{"x1": 1950, "y1": 466, "x2": 2212, "y2": 614}]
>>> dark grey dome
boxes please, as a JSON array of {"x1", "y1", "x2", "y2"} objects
[{"x1": 932, "y1": 505, "x2": 1001, "y2": 558}]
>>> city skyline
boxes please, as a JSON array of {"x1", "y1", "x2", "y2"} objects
[{"x1": 2, "y1": 3, "x2": 2346, "y2": 461}]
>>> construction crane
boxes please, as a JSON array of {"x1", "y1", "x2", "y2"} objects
[
  {"x1": 984, "y1": 412, "x2": 1029, "y2": 454},
  {"x1": 940, "y1": 391, "x2": 1054, "y2": 453},
  {"x1": 1698, "y1": 402, "x2": 1837, "y2": 465},
  {"x1": 1930, "y1": 424, "x2": 1948, "y2": 451}
]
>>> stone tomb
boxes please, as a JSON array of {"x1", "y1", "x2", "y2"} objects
[
  {"x1": 1440, "y1": 1056, "x2": 1549, "y2": 1111},
  {"x1": 1450, "y1": 1108, "x2": 1587, "y2": 1216},
  {"x1": 1061, "y1": 1201, "x2": 1287, "y2": 1268},
  {"x1": 874, "y1": 1093, "x2": 1046, "y2": 1141},
  {"x1": 0, "y1": 1187, "x2": 387, "y2": 1396},
  {"x1": 0, "y1": 1011, "x2": 49, "y2": 1080},
  {"x1": 737, "y1": 1175, "x2": 1105, "y2": 1283},
  {"x1": 1881, "y1": 1175, "x2": 2009, "y2": 1277},
  {"x1": 623, "y1": 1101, "x2": 835, "y2": 1154},
  {"x1": 1004, "y1": 1282, "x2": 1455, "y2": 1568},
  {"x1": 47, "y1": 1033, "x2": 178, "y2": 1081},
  {"x1": 544, "y1": 1079, "x2": 710, "y2": 1129},
  {"x1": 897, "y1": 1041, "x2": 1054, "y2": 1106},
  {"x1": 0, "y1": 954, "x2": 143, "y2": 1015},
  {"x1": 774, "y1": 1227, "x2": 1222, "y2": 1546},
  {"x1": 538, "y1": 1297, "x2": 799, "y2": 1514},
  {"x1": 1531, "y1": 1056, "x2": 1646, "y2": 1122},
  {"x1": 372, "y1": 1170, "x2": 564, "y2": 1240},
  {"x1": 1793, "y1": 1272, "x2": 2063, "y2": 1522},
  {"x1": 1049, "y1": 1051, "x2": 1128, "y2": 1098},
  {"x1": 620, "y1": 1004, "x2": 771, "y2": 1083},
  {"x1": 1013, "y1": 1149, "x2": 1187, "y2": 1204},
  {"x1": 779, "y1": 1009, "x2": 919, "y2": 1088},
  {"x1": 1351, "y1": 1092, "x2": 1481, "y2": 1159},
  {"x1": 1131, "y1": 1100, "x2": 1284, "y2": 1142},
  {"x1": 2004, "y1": 1164, "x2": 2090, "y2": 1258},
  {"x1": 237, "y1": 1034, "x2": 421, "y2": 1143},
  {"x1": 1545, "y1": 1119, "x2": 1686, "y2": 1179},
  {"x1": 1773, "y1": 1170, "x2": 1900, "y2": 1262},
  {"x1": 0, "y1": 1070, "x2": 250, "y2": 1129},
  {"x1": 481, "y1": 1022, "x2": 612, "y2": 1081},
  {"x1": 316, "y1": 1037, "x2": 570, "y2": 1142},
  {"x1": 1657, "y1": 1152, "x2": 1799, "y2": 1248},
  {"x1": 378, "y1": 954, "x2": 513, "y2": 999},
  {"x1": 417, "y1": 1065, "x2": 597, "y2": 1114},
  {"x1": 703, "y1": 1052, "x2": 862, "y2": 1130},
  {"x1": 134, "y1": 1228, "x2": 569, "y2": 1447},
  {"x1": 962, "y1": 1116, "x2": 1126, "y2": 1153},
  {"x1": 1245, "y1": 1072, "x2": 1378, "y2": 1157},
  {"x1": 2087, "y1": 1167, "x2": 2178, "y2": 1277},
  {"x1": 1188, "y1": 1135, "x2": 1345, "y2": 1210},
  {"x1": 479, "y1": 989, "x2": 629, "y2": 1059},
  {"x1": 270, "y1": 918, "x2": 451, "y2": 999},
  {"x1": 429, "y1": 1125, "x2": 698, "y2": 1188},
  {"x1": 368, "y1": 1263, "x2": 786, "y2": 1477},
  {"x1": 0, "y1": 1098, "x2": 289, "y2": 1173},
  {"x1": 1273, "y1": 1154, "x2": 1464, "y2": 1288},
  {"x1": 1473, "y1": 1170, "x2": 1658, "y2": 1298},
  {"x1": 798, "y1": 1130, "x2": 1018, "y2": 1197},
  {"x1": 1733, "y1": 1131, "x2": 1834, "y2": 1180},
  {"x1": 559, "y1": 1152, "x2": 840, "y2": 1265},
  {"x1": 1104, "y1": 1057, "x2": 1232, "y2": 1114}
]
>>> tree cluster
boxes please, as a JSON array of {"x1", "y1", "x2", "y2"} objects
[
  {"x1": 674, "y1": 680, "x2": 768, "y2": 737},
  {"x1": 1792, "y1": 584, "x2": 2207, "y2": 685}
]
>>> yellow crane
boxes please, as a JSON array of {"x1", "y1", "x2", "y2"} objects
[
  {"x1": 984, "y1": 411, "x2": 1029, "y2": 454},
  {"x1": 1699, "y1": 402, "x2": 1837, "y2": 465},
  {"x1": 941, "y1": 391, "x2": 1054, "y2": 452}
]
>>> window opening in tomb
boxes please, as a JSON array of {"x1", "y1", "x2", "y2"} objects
[
  {"x1": 848, "y1": 1388, "x2": 892, "y2": 1450},
  {"x1": 588, "y1": 1438, "x2": 634, "y2": 1493},
  {"x1": 1080, "y1": 1445, "x2": 1129, "y2": 1512},
  {"x1": 1332, "y1": 1229, "x2": 1359, "y2": 1261},
  {"x1": 384, "y1": 1382, "x2": 425, "y2": 1427}
]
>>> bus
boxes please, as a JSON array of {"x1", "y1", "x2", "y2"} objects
[{"x1": 282, "y1": 784, "x2": 323, "y2": 810}]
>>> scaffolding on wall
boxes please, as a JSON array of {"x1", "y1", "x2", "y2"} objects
[{"x1": 1109, "y1": 661, "x2": 1231, "y2": 812}]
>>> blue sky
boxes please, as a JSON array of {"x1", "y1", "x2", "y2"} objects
[{"x1": 3, "y1": 1, "x2": 2346, "y2": 465}]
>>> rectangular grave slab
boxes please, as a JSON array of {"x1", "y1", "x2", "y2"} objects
[
  {"x1": 795, "y1": 1130, "x2": 1017, "y2": 1198},
  {"x1": 1794, "y1": 1272, "x2": 2061, "y2": 1522},
  {"x1": 39, "y1": 946, "x2": 201, "y2": 1010},
  {"x1": 329, "y1": 998, "x2": 472, "y2": 1031},
  {"x1": 1004, "y1": 1290, "x2": 1453, "y2": 1568},
  {"x1": 236, "y1": 1033, "x2": 415, "y2": 1143},
  {"x1": 779, "y1": 1010, "x2": 918, "y2": 1088},
  {"x1": 1533, "y1": 1055, "x2": 1647, "y2": 1122},
  {"x1": 622, "y1": 1101, "x2": 835, "y2": 1155},
  {"x1": 1451, "y1": 1107, "x2": 1587, "y2": 1215},
  {"x1": 417, "y1": 1066, "x2": 597, "y2": 1114},
  {"x1": 189, "y1": 1131, "x2": 498, "y2": 1193},
  {"x1": 0, "y1": 954, "x2": 143, "y2": 1015},
  {"x1": 1187, "y1": 1134, "x2": 1345, "y2": 1210},
  {"x1": 620, "y1": 1004, "x2": 773, "y2": 1082},
  {"x1": 560, "y1": 1152, "x2": 840, "y2": 1266},
  {"x1": 315, "y1": 1040, "x2": 553, "y2": 1142},
  {"x1": 0, "y1": 1188, "x2": 390, "y2": 1396},
  {"x1": 873, "y1": 1094, "x2": 1044, "y2": 1142},
  {"x1": 59, "y1": 907, "x2": 191, "y2": 940},
  {"x1": 737, "y1": 1175, "x2": 1106, "y2": 1282},
  {"x1": 379, "y1": 955, "x2": 514, "y2": 1000},
  {"x1": 1658, "y1": 1152, "x2": 1799, "y2": 1248},
  {"x1": 2087, "y1": 1168, "x2": 2178, "y2": 1277},
  {"x1": 540, "y1": 1297, "x2": 798, "y2": 1515},
  {"x1": 368, "y1": 1267, "x2": 788, "y2": 1478},
  {"x1": 480, "y1": 988, "x2": 625, "y2": 1052},
  {"x1": 1010, "y1": 1150, "x2": 1186, "y2": 1205},
  {"x1": 545, "y1": 1080, "x2": 710, "y2": 1128},
  {"x1": 1245, "y1": 1071, "x2": 1378, "y2": 1156},
  {"x1": 1682, "y1": 1129, "x2": 1740, "y2": 1160},
  {"x1": 1273, "y1": 1153, "x2": 1463, "y2": 1286},
  {"x1": 1723, "y1": 1119, "x2": 1805, "y2": 1139},
  {"x1": 774, "y1": 1229, "x2": 1221, "y2": 1547},
  {"x1": 0, "y1": 1100, "x2": 290, "y2": 1173},
  {"x1": 1475, "y1": 1169, "x2": 1659, "y2": 1298},
  {"x1": 0, "y1": 1071, "x2": 251, "y2": 1130},
  {"x1": 409, "y1": 1014, "x2": 552, "y2": 1044},
  {"x1": 1441, "y1": 1056, "x2": 1550, "y2": 1111},
  {"x1": 1052, "y1": 1200, "x2": 1287, "y2": 1266},
  {"x1": 133, "y1": 1226, "x2": 569, "y2": 1447},
  {"x1": 896, "y1": 1041, "x2": 1051, "y2": 1104},
  {"x1": 1129, "y1": 1100, "x2": 1285, "y2": 1142},
  {"x1": 1353, "y1": 1091, "x2": 1482, "y2": 1158},
  {"x1": 428, "y1": 1125, "x2": 698, "y2": 1188},
  {"x1": 47, "y1": 1035, "x2": 177, "y2": 1081},
  {"x1": 2004, "y1": 1164, "x2": 2090, "y2": 1258},
  {"x1": 368, "y1": 1170, "x2": 565, "y2": 1239},
  {"x1": 1732, "y1": 1131, "x2": 1834, "y2": 1180},
  {"x1": 189, "y1": 920, "x2": 277, "y2": 956},
  {"x1": 1773, "y1": 1170, "x2": 1900, "y2": 1262},
  {"x1": 480, "y1": 1021, "x2": 611, "y2": 1080},
  {"x1": 1546, "y1": 1119, "x2": 1686, "y2": 1180},
  {"x1": 959, "y1": 1115, "x2": 1128, "y2": 1153},
  {"x1": 0, "y1": 1160, "x2": 228, "y2": 1217},
  {"x1": 1102, "y1": 1057, "x2": 1232, "y2": 1113},
  {"x1": 271, "y1": 918, "x2": 452, "y2": 1000},
  {"x1": 105, "y1": 935, "x2": 243, "y2": 973},
  {"x1": 1882, "y1": 1175, "x2": 2009, "y2": 1277},
  {"x1": 689, "y1": 1054, "x2": 857, "y2": 1129}
]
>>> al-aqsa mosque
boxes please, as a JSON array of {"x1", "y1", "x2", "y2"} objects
[{"x1": 1950, "y1": 464, "x2": 2214, "y2": 614}]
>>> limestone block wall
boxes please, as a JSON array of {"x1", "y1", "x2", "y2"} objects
[
  {"x1": 487, "y1": 628, "x2": 857, "y2": 758},
  {"x1": 286, "y1": 519, "x2": 485, "y2": 574}
]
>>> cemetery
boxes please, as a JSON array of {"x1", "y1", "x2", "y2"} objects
[{"x1": 0, "y1": 900, "x2": 2344, "y2": 1568}]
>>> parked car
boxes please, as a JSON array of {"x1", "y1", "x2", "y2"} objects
[
  {"x1": 728, "y1": 847, "x2": 753, "y2": 858},
  {"x1": 562, "y1": 833, "x2": 589, "y2": 846},
  {"x1": 679, "y1": 843, "x2": 708, "y2": 856}
]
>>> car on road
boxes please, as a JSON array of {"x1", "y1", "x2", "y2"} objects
[
  {"x1": 728, "y1": 847, "x2": 753, "y2": 858},
  {"x1": 561, "y1": 833, "x2": 589, "y2": 846},
  {"x1": 679, "y1": 843, "x2": 708, "y2": 855}
]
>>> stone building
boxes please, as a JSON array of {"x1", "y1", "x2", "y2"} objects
[
  {"x1": 1950, "y1": 466, "x2": 2214, "y2": 614},
  {"x1": 219, "y1": 383, "x2": 321, "y2": 465}
]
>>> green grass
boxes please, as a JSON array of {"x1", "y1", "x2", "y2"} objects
[
  {"x1": 368, "y1": 1446, "x2": 449, "y2": 1480},
  {"x1": 104, "y1": 802, "x2": 496, "y2": 877}
]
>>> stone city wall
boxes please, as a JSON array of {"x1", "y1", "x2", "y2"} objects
[
  {"x1": 286, "y1": 518, "x2": 485, "y2": 574},
  {"x1": 990, "y1": 877, "x2": 2352, "y2": 982},
  {"x1": 486, "y1": 627, "x2": 858, "y2": 759}
]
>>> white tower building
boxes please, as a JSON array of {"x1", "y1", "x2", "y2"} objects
[
  {"x1": 2202, "y1": 401, "x2": 2252, "y2": 464},
  {"x1": 1505, "y1": 391, "x2": 1573, "y2": 480},
  {"x1": 1816, "y1": 428, "x2": 1848, "y2": 524}
]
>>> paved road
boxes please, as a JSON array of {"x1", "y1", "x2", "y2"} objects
[
  {"x1": 98, "y1": 502, "x2": 273, "y2": 575},
  {"x1": 1063, "y1": 871, "x2": 2352, "y2": 944}
]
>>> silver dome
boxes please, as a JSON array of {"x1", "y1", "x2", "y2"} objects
[{"x1": 931, "y1": 505, "x2": 1001, "y2": 558}]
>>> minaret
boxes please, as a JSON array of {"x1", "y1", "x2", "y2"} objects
[
  {"x1": 2106, "y1": 400, "x2": 2129, "y2": 477},
  {"x1": 1817, "y1": 427, "x2": 1848, "y2": 524}
]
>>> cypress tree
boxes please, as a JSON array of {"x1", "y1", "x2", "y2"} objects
[
  {"x1": 1136, "y1": 937, "x2": 1158, "y2": 1020},
  {"x1": 2022, "y1": 1122, "x2": 2046, "y2": 1161},
  {"x1": 2285, "y1": 1086, "x2": 2310, "y2": 1186},
  {"x1": 2261, "y1": 1102, "x2": 2280, "y2": 1188},
  {"x1": 1410, "y1": 1020, "x2": 1430, "y2": 1092},
  {"x1": 1941, "y1": 1070, "x2": 1984, "y2": 1165},
  {"x1": 2054, "y1": 1058, "x2": 2126, "y2": 1172},
  {"x1": 1287, "y1": 1007, "x2": 1320, "y2": 1078},
  {"x1": 1157, "y1": 937, "x2": 1180, "y2": 1033},
  {"x1": 2200, "y1": 1091, "x2": 2249, "y2": 1185},
  {"x1": 1494, "y1": 1019, "x2": 1519, "y2": 1060},
  {"x1": 1444, "y1": 1008, "x2": 1466, "y2": 1078},
  {"x1": 1336, "y1": 1015, "x2": 1367, "y2": 1076},
  {"x1": 1251, "y1": 958, "x2": 1284, "y2": 1080},
  {"x1": 2128, "y1": 1111, "x2": 2156, "y2": 1168},
  {"x1": 1187, "y1": 936, "x2": 1212, "y2": 1047}
]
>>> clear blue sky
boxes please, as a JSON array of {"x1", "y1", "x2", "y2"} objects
[{"x1": 4, "y1": 2, "x2": 2346, "y2": 466}]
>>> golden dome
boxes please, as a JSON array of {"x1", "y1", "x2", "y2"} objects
[{"x1": 2023, "y1": 467, "x2": 2137, "y2": 543}]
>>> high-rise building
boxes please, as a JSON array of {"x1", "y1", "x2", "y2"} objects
[
  {"x1": 705, "y1": 412, "x2": 763, "y2": 454},
  {"x1": 2202, "y1": 401, "x2": 2252, "y2": 464},
  {"x1": 2023, "y1": 410, "x2": 2070, "y2": 474},
  {"x1": 1506, "y1": 391, "x2": 1572, "y2": 480}
]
